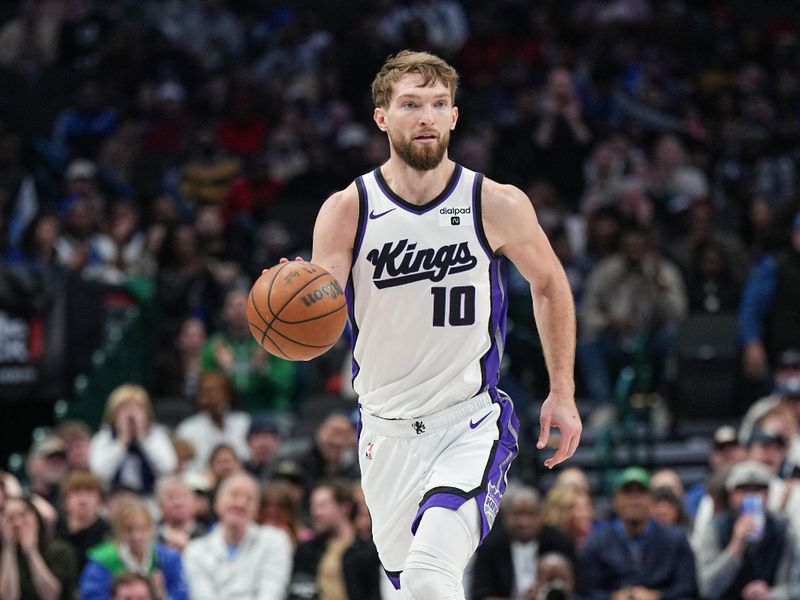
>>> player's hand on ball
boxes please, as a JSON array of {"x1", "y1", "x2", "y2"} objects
[{"x1": 537, "y1": 395, "x2": 582, "y2": 469}]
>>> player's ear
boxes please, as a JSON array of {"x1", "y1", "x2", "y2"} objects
[
  {"x1": 450, "y1": 106, "x2": 459, "y2": 130},
  {"x1": 374, "y1": 107, "x2": 388, "y2": 132}
]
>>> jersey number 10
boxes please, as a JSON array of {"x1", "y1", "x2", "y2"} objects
[{"x1": 431, "y1": 286, "x2": 476, "y2": 327}]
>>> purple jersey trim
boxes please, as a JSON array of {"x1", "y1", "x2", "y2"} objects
[
  {"x1": 471, "y1": 172, "x2": 493, "y2": 258},
  {"x1": 352, "y1": 176, "x2": 368, "y2": 264},
  {"x1": 472, "y1": 173, "x2": 507, "y2": 392},
  {"x1": 373, "y1": 163, "x2": 463, "y2": 215},
  {"x1": 384, "y1": 570, "x2": 402, "y2": 590},
  {"x1": 409, "y1": 391, "x2": 519, "y2": 543},
  {"x1": 479, "y1": 258, "x2": 507, "y2": 391}
]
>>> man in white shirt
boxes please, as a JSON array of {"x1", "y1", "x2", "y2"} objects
[
  {"x1": 183, "y1": 471, "x2": 293, "y2": 599},
  {"x1": 175, "y1": 371, "x2": 250, "y2": 472}
]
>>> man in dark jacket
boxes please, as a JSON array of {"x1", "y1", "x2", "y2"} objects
[
  {"x1": 471, "y1": 485, "x2": 576, "y2": 600},
  {"x1": 578, "y1": 467, "x2": 697, "y2": 600}
]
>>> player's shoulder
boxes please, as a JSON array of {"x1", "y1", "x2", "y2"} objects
[
  {"x1": 480, "y1": 176, "x2": 530, "y2": 210},
  {"x1": 318, "y1": 181, "x2": 360, "y2": 225},
  {"x1": 479, "y1": 176, "x2": 534, "y2": 222},
  {"x1": 324, "y1": 180, "x2": 360, "y2": 211}
]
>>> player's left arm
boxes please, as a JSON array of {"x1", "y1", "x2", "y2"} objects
[{"x1": 482, "y1": 178, "x2": 581, "y2": 468}]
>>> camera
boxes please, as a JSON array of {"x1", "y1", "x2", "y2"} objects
[{"x1": 537, "y1": 580, "x2": 570, "y2": 600}]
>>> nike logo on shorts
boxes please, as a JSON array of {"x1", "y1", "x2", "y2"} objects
[
  {"x1": 469, "y1": 412, "x2": 492, "y2": 429},
  {"x1": 369, "y1": 208, "x2": 396, "y2": 220}
]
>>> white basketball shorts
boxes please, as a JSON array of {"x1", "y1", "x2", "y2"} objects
[{"x1": 357, "y1": 388, "x2": 519, "y2": 589}]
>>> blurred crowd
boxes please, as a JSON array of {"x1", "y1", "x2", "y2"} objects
[
  {"x1": 4, "y1": 372, "x2": 800, "y2": 598},
  {"x1": 2, "y1": 0, "x2": 800, "y2": 598}
]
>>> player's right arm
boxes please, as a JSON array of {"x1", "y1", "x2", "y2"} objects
[{"x1": 310, "y1": 182, "x2": 359, "y2": 289}]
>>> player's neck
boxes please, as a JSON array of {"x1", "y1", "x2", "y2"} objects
[{"x1": 380, "y1": 156, "x2": 456, "y2": 206}]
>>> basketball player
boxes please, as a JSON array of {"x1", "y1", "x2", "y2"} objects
[{"x1": 288, "y1": 50, "x2": 581, "y2": 599}]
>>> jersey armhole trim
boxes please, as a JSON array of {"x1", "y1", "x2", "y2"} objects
[
  {"x1": 472, "y1": 172, "x2": 493, "y2": 259},
  {"x1": 352, "y1": 176, "x2": 368, "y2": 265}
]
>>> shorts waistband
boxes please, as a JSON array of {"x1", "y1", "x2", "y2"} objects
[{"x1": 359, "y1": 392, "x2": 492, "y2": 437}]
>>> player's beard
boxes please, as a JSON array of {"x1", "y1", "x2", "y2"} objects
[{"x1": 389, "y1": 129, "x2": 450, "y2": 171}]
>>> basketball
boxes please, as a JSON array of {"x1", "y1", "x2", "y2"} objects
[{"x1": 247, "y1": 261, "x2": 347, "y2": 361}]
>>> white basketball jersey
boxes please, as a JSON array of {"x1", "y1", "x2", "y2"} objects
[{"x1": 347, "y1": 164, "x2": 508, "y2": 419}]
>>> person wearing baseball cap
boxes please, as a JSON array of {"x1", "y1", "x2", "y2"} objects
[
  {"x1": 685, "y1": 425, "x2": 747, "y2": 521},
  {"x1": 578, "y1": 467, "x2": 698, "y2": 598},
  {"x1": 693, "y1": 460, "x2": 799, "y2": 599},
  {"x1": 738, "y1": 348, "x2": 800, "y2": 468}
]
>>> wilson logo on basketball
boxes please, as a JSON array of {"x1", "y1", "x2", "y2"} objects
[
  {"x1": 366, "y1": 238, "x2": 477, "y2": 289},
  {"x1": 301, "y1": 281, "x2": 345, "y2": 307}
]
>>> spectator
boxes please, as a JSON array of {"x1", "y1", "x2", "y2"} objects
[
  {"x1": 155, "y1": 316, "x2": 207, "y2": 401},
  {"x1": 216, "y1": 94, "x2": 269, "y2": 158},
  {"x1": 528, "y1": 552, "x2": 576, "y2": 600},
  {"x1": 578, "y1": 225, "x2": 688, "y2": 405},
  {"x1": 175, "y1": 371, "x2": 250, "y2": 472},
  {"x1": 685, "y1": 425, "x2": 746, "y2": 519},
  {"x1": 297, "y1": 412, "x2": 359, "y2": 494},
  {"x1": 542, "y1": 484, "x2": 596, "y2": 550},
  {"x1": 739, "y1": 212, "x2": 800, "y2": 383},
  {"x1": 0, "y1": 0, "x2": 60, "y2": 72},
  {"x1": 182, "y1": 472, "x2": 214, "y2": 528},
  {"x1": 223, "y1": 153, "x2": 282, "y2": 226},
  {"x1": 531, "y1": 68, "x2": 593, "y2": 209},
  {"x1": 139, "y1": 80, "x2": 191, "y2": 160},
  {"x1": 89, "y1": 384, "x2": 177, "y2": 496},
  {"x1": 684, "y1": 239, "x2": 744, "y2": 315},
  {"x1": 651, "y1": 487, "x2": 690, "y2": 531},
  {"x1": 760, "y1": 392, "x2": 800, "y2": 475},
  {"x1": 178, "y1": 126, "x2": 241, "y2": 207},
  {"x1": 4, "y1": 212, "x2": 62, "y2": 274},
  {"x1": 56, "y1": 420, "x2": 93, "y2": 472},
  {"x1": 110, "y1": 572, "x2": 155, "y2": 600},
  {"x1": 26, "y1": 435, "x2": 69, "y2": 507},
  {"x1": 259, "y1": 481, "x2": 312, "y2": 548},
  {"x1": 1, "y1": 496, "x2": 77, "y2": 600},
  {"x1": 155, "y1": 476, "x2": 207, "y2": 554},
  {"x1": 471, "y1": 486, "x2": 576, "y2": 600},
  {"x1": 288, "y1": 480, "x2": 356, "y2": 600},
  {"x1": 56, "y1": 471, "x2": 110, "y2": 573},
  {"x1": 738, "y1": 348, "x2": 800, "y2": 467},
  {"x1": 692, "y1": 460, "x2": 799, "y2": 599},
  {"x1": 648, "y1": 134, "x2": 709, "y2": 222},
  {"x1": 207, "y1": 443, "x2": 243, "y2": 487},
  {"x1": 170, "y1": 437, "x2": 196, "y2": 474},
  {"x1": 578, "y1": 467, "x2": 697, "y2": 599},
  {"x1": 86, "y1": 200, "x2": 152, "y2": 284},
  {"x1": 201, "y1": 287, "x2": 296, "y2": 414},
  {"x1": 342, "y1": 483, "x2": 382, "y2": 600},
  {"x1": 650, "y1": 468, "x2": 685, "y2": 500},
  {"x1": 80, "y1": 500, "x2": 187, "y2": 600},
  {"x1": 183, "y1": 472, "x2": 292, "y2": 599},
  {"x1": 51, "y1": 80, "x2": 119, "y2": 160},
  {"x1": 57, "y1": 0, "x2": 111, "y2": 73},
  {"x1": 244, "y1": 417, "x2": 282, "y2": 481},
  {"x1": 553, "y1": 467, "x2": 593, "y2": 494}
]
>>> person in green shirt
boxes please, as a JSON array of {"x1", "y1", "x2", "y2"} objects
[{"x1": 202, "y1": 287, "x2": 296, "y2": 414}]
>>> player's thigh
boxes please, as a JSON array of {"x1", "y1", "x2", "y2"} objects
[{"x1": 358, "y1": 429, "x2": 439, "y2": 571}]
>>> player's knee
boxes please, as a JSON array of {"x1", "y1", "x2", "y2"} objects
[{"x1": 401, "y1": 565, "x2": 462, "y2": 600}]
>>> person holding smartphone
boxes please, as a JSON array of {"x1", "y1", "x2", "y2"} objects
[{"x1": 692, "y1": 460, "x2": 800, "y2": 600}]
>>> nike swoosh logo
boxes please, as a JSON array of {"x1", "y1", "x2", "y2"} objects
[
  {"x1": 369, "y1": 208, "x2": 396, "y2": 220},
  {"x1": 469, "y1": 412, "x2": 492, "y2": 429}
]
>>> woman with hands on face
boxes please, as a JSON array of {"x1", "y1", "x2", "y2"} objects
[
  {"x1": 89, "y1": 385, "x2": 177, "y2": 497},
  {"x1": 0, "y1": 496, "x2": 77, "y2": 600}
]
